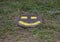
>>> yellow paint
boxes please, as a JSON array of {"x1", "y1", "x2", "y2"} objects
[
  {"x1": 21, "y1": 16, "x2": 27, "y2": 19},
  {"x1": 18, "y1": 21, "x2": 41, "y2": 26},
  {"x1": 31, "y1": 16, "x2": 37, "y2": 19}
]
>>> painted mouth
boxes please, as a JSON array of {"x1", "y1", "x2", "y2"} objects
[{"x1": 18, "y1": 21, "x2": 41, "y2": 26}]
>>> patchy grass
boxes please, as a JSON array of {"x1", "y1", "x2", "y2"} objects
[{"x1": 0, "y1": 0, "x2": 60, "y2": 42}]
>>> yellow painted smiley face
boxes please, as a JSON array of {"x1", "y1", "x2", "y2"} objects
[{"x1": 16, "y1": 14, "x2": 42, "y2": 27}]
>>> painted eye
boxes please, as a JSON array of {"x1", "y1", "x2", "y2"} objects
[
  {"x1": 21, "y1": 16, "x2": 27, "y2": 19},
  {"x1": 31, "y1": 16, "x2": 37, "y2": 19}
]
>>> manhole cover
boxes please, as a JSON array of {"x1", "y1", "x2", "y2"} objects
[{"x1": 16, "y1": 14, "x2": 42, "y2": 28}]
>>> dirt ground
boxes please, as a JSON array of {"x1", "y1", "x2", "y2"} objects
[{"x1": 0, "y1": 29, "x2": 40, "y2": 42}]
